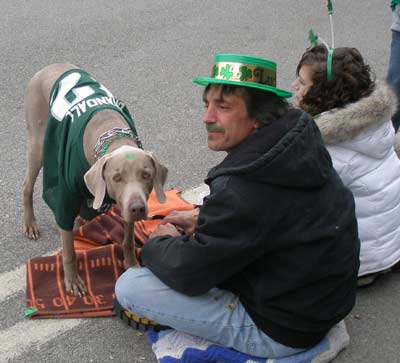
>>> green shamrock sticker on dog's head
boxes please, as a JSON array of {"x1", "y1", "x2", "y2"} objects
[{"x1": 125, "y1": 153, "x2": 135, "y2": 160}]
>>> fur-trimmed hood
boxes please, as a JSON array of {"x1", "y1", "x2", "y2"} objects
[{"x1": 314, "y1": 80, "x2": 397, "y2": 145}]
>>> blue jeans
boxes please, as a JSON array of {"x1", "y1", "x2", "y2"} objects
[
  {"x1": 115, "y1": 267, "x2": 304, "y2": 358},
  {"x1": 388, "y1": 30, "x2": 400, "y2": 132}
]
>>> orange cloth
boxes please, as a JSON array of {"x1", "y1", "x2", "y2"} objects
[{"x1": 25, "y1": 189, "x2": 195, "y2": 318}]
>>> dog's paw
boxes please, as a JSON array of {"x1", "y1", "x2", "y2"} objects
[
  {"x1": 24, "y1": 222, "x2": 40, "y2": 240},
  {"x1": 64, "y1": 274, "x2": 87, "y2": 297}
]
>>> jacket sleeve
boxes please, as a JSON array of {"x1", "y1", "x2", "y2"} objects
[{"x1": 141, "y1": 180, "x2": 267, "y2": 296}]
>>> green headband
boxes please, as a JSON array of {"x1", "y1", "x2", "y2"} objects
[
  {"x1": 327, "y1": 48, "x2": 334, "y2": 81},
  {"x1": 308, "y1": 0, "x2": 335, "y2": 81}
]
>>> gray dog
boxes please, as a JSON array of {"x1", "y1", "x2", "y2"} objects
[{"x1": 23, "y1": 63, "x2": 167, "y2": 296}]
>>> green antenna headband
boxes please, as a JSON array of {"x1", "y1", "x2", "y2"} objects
[{"x1": 308, "y1": 0, "x2": 335, "y2": 81}]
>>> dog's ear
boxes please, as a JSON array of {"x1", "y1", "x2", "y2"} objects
[
  {"x1": 84, "y1": 156, "x2": 108, "y2": 210},
  {"x1": 147, "y1": 152, "x2": 168, "y2": 203}
]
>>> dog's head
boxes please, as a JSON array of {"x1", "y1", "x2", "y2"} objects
[{"x1": 84, "y1": 145, "x2": 168, "y2": 222}]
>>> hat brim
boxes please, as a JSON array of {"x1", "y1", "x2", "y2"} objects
[{"x1": 192, "y1": 77, "x2": 292, "y2": 98}]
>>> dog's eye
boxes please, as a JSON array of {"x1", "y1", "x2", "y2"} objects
[
  {"x1": 113, "y1": 173, "x2": 122, "y2": 182},
  {"x1": 142, "y1": 171, "x2": 152, "y2": 180}
]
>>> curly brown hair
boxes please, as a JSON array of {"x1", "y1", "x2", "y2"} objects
[{"x1": 296, "y1": 45, "x2": 375, "y2": 115}]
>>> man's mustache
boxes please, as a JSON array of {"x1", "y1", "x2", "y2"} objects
[{"x1": 206, "y1": 124, "x2": 225, "y2": 133}]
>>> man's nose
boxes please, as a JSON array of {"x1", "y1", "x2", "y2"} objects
[
  {"x1": 203, "y1": 105, "x2": 216, "y2": 124},
  {"x1": 291, "y1": 79, "x2": 299, "y2": 91}
]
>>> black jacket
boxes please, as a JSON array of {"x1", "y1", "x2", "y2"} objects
[{"x1": 142, "y1": 109, "x2": 360, "y2": 348}]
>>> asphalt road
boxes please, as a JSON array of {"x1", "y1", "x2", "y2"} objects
[{"x1": 1, "y1": 1, "x2": 399, "y2": 362}]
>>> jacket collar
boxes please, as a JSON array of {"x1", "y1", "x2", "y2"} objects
[{"x1": 314, "y1": 81, "x2": 397, "y2": 144}]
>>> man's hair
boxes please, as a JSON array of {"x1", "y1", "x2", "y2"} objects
[
  {"x1": 296, "y1": 45, "x2": 375, "y2": 115},
  {"x1": 204, "y1": 84, "x2": 291, "y2": 125}
]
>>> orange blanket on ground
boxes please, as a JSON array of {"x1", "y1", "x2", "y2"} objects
[{"x1": 25, "y1": 189, "x2": 195, "y2": 319}]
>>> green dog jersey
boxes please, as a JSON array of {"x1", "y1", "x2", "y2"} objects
[{"x1": 43, "y1": 68, "x2": 139, "y2": 231}]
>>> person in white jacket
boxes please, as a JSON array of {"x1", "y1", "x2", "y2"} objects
[{"x1": 292, "y1": 45, "x2": 400, "y2": 286}]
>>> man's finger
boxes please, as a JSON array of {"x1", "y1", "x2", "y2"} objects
[{"x1": 160, "y1": 215, "x2": 179, "y2": 225}]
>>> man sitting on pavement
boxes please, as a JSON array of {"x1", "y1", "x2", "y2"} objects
[{"x1": 114, "y1": 53, "x2": 360, "y2": 359}]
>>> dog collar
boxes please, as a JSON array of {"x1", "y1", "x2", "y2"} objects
[{"x1": 94, "y1": 127, "x2": 143, "y2": 161}]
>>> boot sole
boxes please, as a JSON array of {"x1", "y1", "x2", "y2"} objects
[{"x1": 113, "y1": 299, "x2": 170, "y2": 332}]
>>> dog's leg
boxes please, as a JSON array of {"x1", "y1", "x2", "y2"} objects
[
  {"x1": 122, "y1": 221, "x2": 137, "y2": 269},
  {"x1": 23, "y1": 73, "x2": 48, "y2": 240},
  {"x1": 23, "y1": 134, "x2": 44, "y2": 239},
  {"x1": 60, "y1": 229, "x2": 87, "y2": 296}
]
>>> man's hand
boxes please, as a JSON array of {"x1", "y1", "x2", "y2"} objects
[
  {"x1": 159, "y1": 208, "x2": 200, "y2": 235},
  {"x1": 149, "y1": 223, "x2": 182, "y2": 238}
]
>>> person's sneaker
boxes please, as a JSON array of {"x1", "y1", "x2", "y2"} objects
[
  {"x1": 113, "y1": 299, "x2": 170, "y2": 332},
  {"x1": 357, "y1": 268, "x2": 393, "y2": 288},
  {"x1": 357, "y1": 273, "x2": 380, "y2": 287}
]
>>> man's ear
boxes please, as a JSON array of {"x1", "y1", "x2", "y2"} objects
[
  {"x1": 146, "y1": 151, "x2": 168, "y2": 203},
  {"x1": 84, "y1": 157, "x2": 109, "y2": 209}
]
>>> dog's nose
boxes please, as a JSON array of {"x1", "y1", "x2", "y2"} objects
[{"x1": 130, "y1": 203, "x2": 146, "y2": 220}]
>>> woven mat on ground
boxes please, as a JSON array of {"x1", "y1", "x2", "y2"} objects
[
  {"x1": 147, "y1": 321, "x2": 350, "y2": 363},
  {"x1": 25, "y1": 189, "x2": 194, "y2": 319}
]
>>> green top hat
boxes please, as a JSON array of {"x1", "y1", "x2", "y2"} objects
[{"x1": 193, "y1": 53, "x2": 292, "y2": 98}]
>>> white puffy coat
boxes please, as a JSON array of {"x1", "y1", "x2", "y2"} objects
[{"x1": 315, "y1": 81, "x2": 400, "y2": 276}]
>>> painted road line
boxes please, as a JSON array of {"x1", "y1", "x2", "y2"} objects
[
  {"x1": 0, "y1": 319, "x2": 82, "y2": 361},
  {"x1": 0, "y1": 249, "x2": 59, "y2": 302},
  {"x1": 0, "y1": 264, "x2": 26, "y2": 302},
  {"x1": 181, "y1": 184, "x2": 209, "y2": 205}
]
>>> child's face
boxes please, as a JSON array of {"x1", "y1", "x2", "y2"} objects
[{"x1": 291, "y1": 64, "x2": 314, "y2": 107}]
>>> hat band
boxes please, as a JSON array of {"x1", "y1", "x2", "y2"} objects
[{"x1": 211, "y1": 62, "x2": 276, "y2": 87}]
